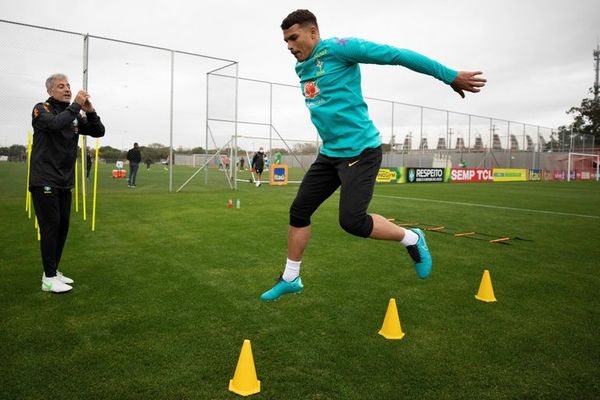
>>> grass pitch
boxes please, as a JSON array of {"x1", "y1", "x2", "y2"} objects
[{"x1": 1, "y1": 162, "x2": 599, "y2": 399}]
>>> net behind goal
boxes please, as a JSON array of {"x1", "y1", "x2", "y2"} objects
[{"x1": 567, "y1": 152, "x2": 599, "y2": 181}]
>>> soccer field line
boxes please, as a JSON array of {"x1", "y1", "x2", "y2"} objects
[{"x1": 373, "y1": 194, "x2": 600, "y2": 220}]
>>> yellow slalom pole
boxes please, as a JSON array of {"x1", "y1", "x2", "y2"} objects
[
  {"x1": 34, "y1": 215, "x2": 40, "y2": 240},
  {"x1": 25, "y1": 132, "x2": 32, "y2": 214},
  {"x1": 29, "y1": 132, "x2": 39, "y2": 240},
  {"x1": 80, "y1": 137, "x2": 87, "y2": 221},
  {"x1": 74, "y1": 154, "x2": 79, "y2": 213},
  {"x1": 91, "y1": 138, "x2": 100, "y2": 232}
]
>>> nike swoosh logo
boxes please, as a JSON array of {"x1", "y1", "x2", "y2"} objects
[{"x1": 348, "y1": 160, "x2": 359, "y2": 167}]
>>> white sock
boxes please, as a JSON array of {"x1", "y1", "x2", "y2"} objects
[
  {"x1": 282, "y1": 258, "x2": 301, "y2": 282},
  {"x1": 400, "y1": 228, "x2": 419, "y2": 247}
]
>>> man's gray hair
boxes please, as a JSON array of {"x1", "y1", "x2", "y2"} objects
[{"x1": 45, "y1": 73, "x2": 68, "y2": 90}]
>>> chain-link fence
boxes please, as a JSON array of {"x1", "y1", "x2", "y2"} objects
[
  {"x1": 202, "y1": 70, "x2": 595, "y2": 189},
  {"x1": 3, "y1": 19, "x2": 596, "y2": 191}
]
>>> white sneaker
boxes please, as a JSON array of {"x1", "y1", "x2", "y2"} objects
[
  {"x1": 41, "y1": 276, "x2": 72, "y2": 293},
  {"x1": 56, "y1": 271, "x2": 74, "y2": 284},
  {"x1": 43, "y1": 271, "x2": 74, "y2": 285}
]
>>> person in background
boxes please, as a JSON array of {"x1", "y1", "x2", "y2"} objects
[
  {"x1": 251, "y1": 147, "x2": 266, "y2": 187},
  {"x1": 30, "y1": 73, "x2": 105, "y2": 293},
  {"x1": 126, "y1": 142, "x2": 141, "y2": 188},
  {"x1": 223, "y1": 155, "x2": 230, "y2": 171},
  {"x1": 86, "y1": 148, "x2": 92, "y2": 180}
]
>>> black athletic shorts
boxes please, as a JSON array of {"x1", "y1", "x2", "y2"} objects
[{"x1": 290, "y1": 146, "x2": 382, "y2": 237}]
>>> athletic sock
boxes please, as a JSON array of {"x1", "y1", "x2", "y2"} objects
[
  {"x1": 400, "y1": 228, "x2": 419, "y2": 247},
  {"x1": 282, "y1": 258, "x2": 301, "y2": 282}
]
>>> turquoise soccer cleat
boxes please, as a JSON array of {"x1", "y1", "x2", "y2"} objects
[
  {"x1": 260, "y1": 275, "x2": 303, "y2": 301},
  {"x1": 405, "y1": 228, "x2": 432, "y2": 279}
]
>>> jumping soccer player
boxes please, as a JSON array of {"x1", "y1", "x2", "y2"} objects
[{"x1": 260, "y1": 9, "x2": 486, "y2": 301}]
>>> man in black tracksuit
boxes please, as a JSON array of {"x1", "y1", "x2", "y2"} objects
[
  {"x1": 251, "y1": 147, "x2": 266, "y2": 187},
  {"x1": 30, "y1": 73, "x2": 105, "y2": 293},
  {"x1": 126, "y1": 142, "x2": 141, "y2": 187},
  {"x1": 86, "y1": 149, "x2": 93, "y2": 180}
]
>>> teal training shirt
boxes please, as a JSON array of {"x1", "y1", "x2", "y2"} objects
[{"x1": 295, "y1": 37, "x2": 458, "y2": 158}]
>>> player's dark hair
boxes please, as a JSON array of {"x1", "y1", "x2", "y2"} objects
[{"x1": 281, "y1": 9, "x2": 318, "y2": 30}]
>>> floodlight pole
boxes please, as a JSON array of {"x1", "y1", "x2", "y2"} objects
[
  {"x1": 82, "y1": 34, "x2": 89, "y2": 149},
  {"x1": 446, "y1": 111, "x2": 450, "y2": 167},
  {"x1": 234, "y1": 62, "x2": 239, "y2": 190},
  {"x1": 391, "y1": 102, "x2": 395, "y2": 152},
  {"x1": 507, "y1": 121, "x2": 511, "y2": 168},
  {"x1": 419, "y1": 106, "x2": 424, "y2": 167},
  {"x1": 82, "y1": 34, "x2": 89, "y2": 223},
  {"x1": 468, "y1": 114, "x2": 471, "y2": 155},
  {"x1": 269, "y1": 83, "x2": 273, "y2": 159},
  {"x1": 534, "y1": 126, "x2": 540, "y2": 169},
  {"x1": 205, "y1": 72, "x2": 210, "y2": 185},
  {"x1": 168, "y1": 50, "x2": 175, "y2": 192},
  {"x1": 593, "y1": 43, "x2": 599, "y2": 101},
  {"x1": 567, "y1": 152, "x2": 571, "y2": 182}
]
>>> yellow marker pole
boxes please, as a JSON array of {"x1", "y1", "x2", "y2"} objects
[
  {"x1": 27, "y1": 132, "x2": 39, "y2": 241},
  {"x1": 91, "y1": 138, "x2": 100, "y2": 231},
  {"x1": 80, "y1": 137, "x2": 87, "y2": 221},
  {"x1": 74, "y1": 154, "x2": 79, "y2": 213},
  {"x1": 25, "y1": 132, "x2": 32, "y2": 214},
  {"x1": 35, "y1": 216, "x2": 40, "y2": 240}
]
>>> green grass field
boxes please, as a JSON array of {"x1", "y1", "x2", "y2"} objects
[{"x1": 1, "y1": 162, "x2": 599, "y2": 399}]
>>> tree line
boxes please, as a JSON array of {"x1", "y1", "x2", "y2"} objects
[
  {"x1": 550, "y1": 87, "x2": 600, "y2": 149},
  {"x1": 0, "y1": 142, "x2": 320, "y2": 163}
]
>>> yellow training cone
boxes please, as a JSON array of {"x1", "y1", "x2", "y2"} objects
[
  {"x1": 475, "y1": 269, "x2": 497, "y2": 302},
  {"x1": 229, "y1": 339, "x2": 261, "y2": 396},
  {"x1": 378, "y1": 298, "x2": 405, "y2": 340}
]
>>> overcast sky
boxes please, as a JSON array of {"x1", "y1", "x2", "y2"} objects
[{"x1": 1, "y1": 0, "x2": 599, "y2": 150}]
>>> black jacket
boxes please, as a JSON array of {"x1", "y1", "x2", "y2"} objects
[
  {"x1": 252, "y1": 151, "x2": 265, "y2": 168},
  {"x1": 127, "y1": 147, "x2": 141, "y2": 164},
  {"x1": 29, "y1": 97, "x2": 105, "y2": 189}
]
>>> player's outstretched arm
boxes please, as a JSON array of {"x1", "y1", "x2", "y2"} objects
[{"x1": 450, "y1": 71, "x2": 486, "y2": 98}]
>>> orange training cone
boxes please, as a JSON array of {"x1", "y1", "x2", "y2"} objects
[
  {"x1": 229, "y1": 339, "x2": 261, "y2": 396},
  {"x1": 475, "y1": 269, "x2": 497, "y2": 302},
  {"x1": 378, "y1": 298, "x2": 405, "y2": 340}
]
